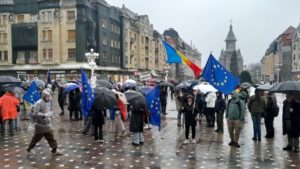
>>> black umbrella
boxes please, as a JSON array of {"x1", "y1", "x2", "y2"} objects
[
  {"x1": 2, "y1": 84, "x2": 24, "y2": 97},
  {"x1": 159, "y1": 81, "x2": 174, "y2": 87},
  {"x1": 269, "y1": 81, "x2": 300, "y2": 93},
  {"x1": 240, "y1": 82, "x2": 252, "y2": 89},
  {"x1": 257, "y1": 84, "x2": 274, "y2": 91},
  {"x1": 0, "y1": 76, "x2": 20, "y2": 84},
  {"x1": 124, "y1": 91, "x2": 147, "y2": 111},
  {"x1": 96, "y1": 80, "x2": 113, "y2": 89},
  {"x1": 93, "y1": 87, "x2": 117, "y2": 109}
]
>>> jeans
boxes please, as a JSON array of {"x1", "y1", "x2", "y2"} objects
[
  {"x1": 185, "y1": 123, "x2": 196, "y2": 139},
  {"x1": 251, "y1": 115, "x2": 262, "y2": 139},
  {"x1": 133, "y1": 132, "x2": 144, "y2": 144},
  {"x1": 1, "y1": 119, "x2": 14, "y2": 135}
]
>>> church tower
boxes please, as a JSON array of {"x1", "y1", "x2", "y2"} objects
[{"x1": 225, "y1": 24, "x2": 237, "y2": 51}]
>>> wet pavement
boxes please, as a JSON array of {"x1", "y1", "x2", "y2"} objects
[{"x1": 0, "y1": 93, "x2": 299, "y2": 169}]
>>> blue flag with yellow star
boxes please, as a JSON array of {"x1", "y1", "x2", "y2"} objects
[
  {"x1": 146, "y1": 85, "x2": 161, "y2": 130},
  {"x1": 81, "y1": 69, "x2": 95, "y2": 118},
  {"x1": 23, "y1": 81, "x2": 40, "y2": 105},
  {"x1": 202, "y1": 55, "x2": 240, "y2": 94}
]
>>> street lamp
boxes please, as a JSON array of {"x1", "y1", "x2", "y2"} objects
[{"x1": 85, "y1": 48, "x2": 99, "y2": 87}]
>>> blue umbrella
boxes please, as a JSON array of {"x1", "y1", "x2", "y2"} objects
[{"x1": 64, "y1": 83, "x2": 80, "y2": 92}]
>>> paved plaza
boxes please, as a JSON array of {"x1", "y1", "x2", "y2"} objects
[{"x1": 0, "y1": 93, "x2": 299, "y2": 169}]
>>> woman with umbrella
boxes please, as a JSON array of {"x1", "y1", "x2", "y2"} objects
[{"x1": 282, "y1": 93, "x2": 300, "y2": 153}]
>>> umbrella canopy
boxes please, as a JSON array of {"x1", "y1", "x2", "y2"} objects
[
  {"x1": 20, "y1": 81, "x2": 31, "y2": 88},
  {"x1": 257, "y1": 84, "x2": 274, "y2": 91},
  {"x1": 2, "y1": 84, "x2": 24, "y2": 97},
  {"x1": 159, "y1": 81, "x2": 174, "y2": 87},
  {"x1": 0, "y1": 76, "x2": 20, "y2": 84},
  {"x1": 240, "y1": 82, "x2": 252, "y2": 89},
  {"x1": 124, "y1": 90, "x2": 147, "y2": 111},
  {"x1": 32, "y1": 80, "x2": 45, "y2": 89},
  {"x1": 175, "y1": 79, "x2": 199, "y2": 90},
  {"x1": 94, "y1": 87, "x2": 118, "y2": 109},
  {"x1": 125, "y1": 79, "x2": 137, "y2": 84},
  {"x1": 269, "y1": 81, "x2": 300, "y2": 93},
  {"x1": 193, "y1": 84, "x2": 218, "y2": 93},
  {"x1": 64, "y1": 83, "x2": 80, "y2": 92},
  {"x1": 96, "y1": 80, "x2": 113, "y2": 89}
]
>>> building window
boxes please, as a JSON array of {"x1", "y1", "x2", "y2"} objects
[
  {"x1": 68, "y1": 48, "x2": 76, "y2": 60},
  {"x1": 0, "y1": 51, "x2": 2, "y2": 60},
  {"x1": 30, "y1": 51, "x2": 37, "y2": 59},
  {"x1": 294, "y1": 54, "x2": 296, "y2": 60},
  {"x1": 102, "y1": 35, "x2": 107, "y2": 45},
  {"x1": 17, "y1": 15, "x2": 24, "y2": 23},
  {"x1": 111, "y1": 40, "x2": 114, "y2": 47},
  {"x1": 102, "y1": 18, "x2": 107, "y2": 28},
  {"x1": 47, "y1": 11, "x2": 53, "y2": 22},
  {"x1": 43, "y1": 49, "x2": 47, "y2": 59},
  {"x1": 3, "y1": 51, "x2": 7, "y2": 61},
  {"x1": 0, "y1": 15, "x2": 7, "y2": 25},
  {"x1": 67, "y1": 11, "x2": 75, "y2": 21},
  {"x1": 68, "y1": 30, "x2": 76, "y2": 41},
  {"x1": 17, "y1": 51, "x2": 25, "y2": 60},
  {"x1": 103, "y1": 52, "x2": 107, "y2": 62},
  {"x1": 42, "y1": 30, "x2": 52, "y2": 41},
  {"x1": 294, "y1": 44, "x2": 296, "y2": 50},
  {"x1": 31, "y1": 14, "x2": 38, "y2": 22},
  {"x1": 48, "y1": 49, "x2": 53, "y2": 60}
]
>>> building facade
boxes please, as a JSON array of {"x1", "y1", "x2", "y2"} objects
[
  {"x1": 219, "y1": 24, "x2": 243, "y2": 74},
  {"x1": 261, "y1": 40, "x2": 280, "y2": 82},
  {"x1": 0, "y1": 0, "x2": 166, "y2": 82},
  {"x1": 292, "y1": 23, "x2": 300, "y2": 80}
]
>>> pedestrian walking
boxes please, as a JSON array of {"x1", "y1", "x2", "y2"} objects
[
  {"x1": 110, "y1": 105, "x2": 125, "y2": 137},
  {"x1": 182, "y1": 95, "x2": 199, "y2": 144},
  {"x1": 282, "y1": 93, "x2": 300, "y2": 153},
  {"x1": 205, "y1": 92, "x2": 216, "y2": 127},
  {"x1": 160, "y1": 87, "x2": 168, "y2": 115},
  {"x1": 130, "y1": 105, "x2": 146, "y2": 146},
  {"x1": 175, "y1": 90, "x2": 184, "y2": 126},
  {"x1": 68, "y1": 90, "x2": 77, "y2": 120},
  {"x1": 248, "y1": 89, "x2": 266, "y2": 141},
  {"x1": 226, "y1": 91, "x2": 245, "y2": 148},
  {"x1": 0, "y1": 90, "x2": 20, "y2": 136},
  {"x1": 27, "y1": 90, "x2": 62, "y2": 155},
  {"x1": 214, "y1": 92, "x2": 226, "y2": 133},
  {"x1": 264, "y1": 92, "x2": 279, "y2": 138}
]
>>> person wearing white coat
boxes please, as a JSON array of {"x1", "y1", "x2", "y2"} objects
[{"x1": 205, "y1": 92, "x2": 217, "y2": 127}]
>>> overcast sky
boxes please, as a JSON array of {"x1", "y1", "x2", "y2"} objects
[{"x1": 108, "y1": 0, "x2": 300, "y2": 66}]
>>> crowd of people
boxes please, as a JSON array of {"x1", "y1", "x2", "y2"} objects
[{"x1": 0, "y1": 79, "x2": 299, "y2": 157}]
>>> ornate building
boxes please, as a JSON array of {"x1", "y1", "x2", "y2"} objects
[
  {"x1": 292, "y1": 23, "x2": 300, "y2": 80},
  {"x1": 219, "y1": 24, "x2": 243, "y2": 73}
]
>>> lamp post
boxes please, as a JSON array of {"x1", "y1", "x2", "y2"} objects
[{"x1": 85, "y1": 48, "x2": 99, "y2": 87}]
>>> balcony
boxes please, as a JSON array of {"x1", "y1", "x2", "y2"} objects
[
  {"x1": 29, "y1": 58, "x2": 38, "y2": 64},
  {"x1": 16, "y1": 58, "x2": 25, "y2": 64}
]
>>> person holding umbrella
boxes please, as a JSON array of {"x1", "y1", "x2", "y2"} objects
[{"x1": 282, "y1": 93, "x2": 300, "y2": 153}]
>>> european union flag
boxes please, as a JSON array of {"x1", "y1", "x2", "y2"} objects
[
  {"x1": 23, "y1": 81, "x2": 40, "y2": 105},
  {"x1": 146, "y1": 85, "x2": 161, "y2": 130},
  {"x1": 202, "y1": 55, "x2": 240, "y2": 95},
  {"x1": 81, "y1": 69, "x2": 95, "y2": 118}
]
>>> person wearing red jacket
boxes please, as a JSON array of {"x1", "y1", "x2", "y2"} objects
[{"x1": 0, "y1": 91, "x2": 20, "y2": 136}]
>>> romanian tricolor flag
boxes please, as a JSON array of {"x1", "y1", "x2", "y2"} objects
[{"x1": 162, "y1": 40, "x2": 202, "y2": 77}]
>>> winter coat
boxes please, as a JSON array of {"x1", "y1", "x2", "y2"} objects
[
  {"x1": 30, "y1": 99, "x2": 53, "y2": 133},
  {"x1": 182, "y1": 102, "x2": 199, "y2": 125},
  {"x1": 58, "y1": 88, "x2": 66, "y2": 104},
  {"x1": 195, "y1": 94, "x2": 205, "y2": 112},
  {"x1": 248, "y1": 95, "x2": 266, "y2": 116},
  {"x1": 160, "y1": 89, "x2": 168, "y2": 105},
  {"x1": 282, "y1": 100, "x2": 300, "y2": 137},
  {"x1": 175, "y1": 94, "x2": 182, "y2": 111},
  {"x1": 75, "y1": 91, "x2": 82, "y2": 110},
  {"x1": 265, "y1": 96, "x2": 277, "y2": 118},
  {"x1": 92, "y1": 106, "x2": 105, "y2": 126},
  {"x1": 0, "y1": 93, "x2": 20, "y2": 121},
  {"x1": 226, "y1": 99, "x2": 245, "y2": 120},
  {"x1": 129, "y1": 108, "x2": 146, "y2": 132},
  {"x1": 215, "y1": 97, "x2": 226, "y2": 114},
  {"x1": 205, "y1": 92, "x2": 216, "y2": 108}
]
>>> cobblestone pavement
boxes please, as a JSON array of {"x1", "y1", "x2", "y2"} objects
[{"x1": 0, "y1": 93, "x2": 299, "y2": 169}]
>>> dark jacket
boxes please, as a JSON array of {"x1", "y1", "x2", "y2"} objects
[
  {"x1": 58, "y1": 87, "x2": 66, "y2": 104},
  {"x1": 282, "y1": 100, "x2": 300, "y2": 137},
  {"x1": 248, "y1": 95, "x2": 266, "y2": 116},
  {"x1": 182, "y1": 102, "x2": 199, "y2": 125},
  {"x1": 129, "y1": 108, "x2": 146, "y2": 132},
  {"x1": 92, "y1": 106, "x2": 105, "y2": 126},
  {"x1": 160, "y1": 88, "x2": 168, "y2": 105},
  {"x1": 265, "y1": 96, "x2": 276, "y2": 118},
  {"x1": 74, "y1": 90, "x2": 82, "y2": 110},
  {"x1": 215, "y1": 96, "x2": 226, "y2": 114}
]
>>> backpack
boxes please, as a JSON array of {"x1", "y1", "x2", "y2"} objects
[{"x1": 227, "y1": 99, "x2": 242, "y2": 117}]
